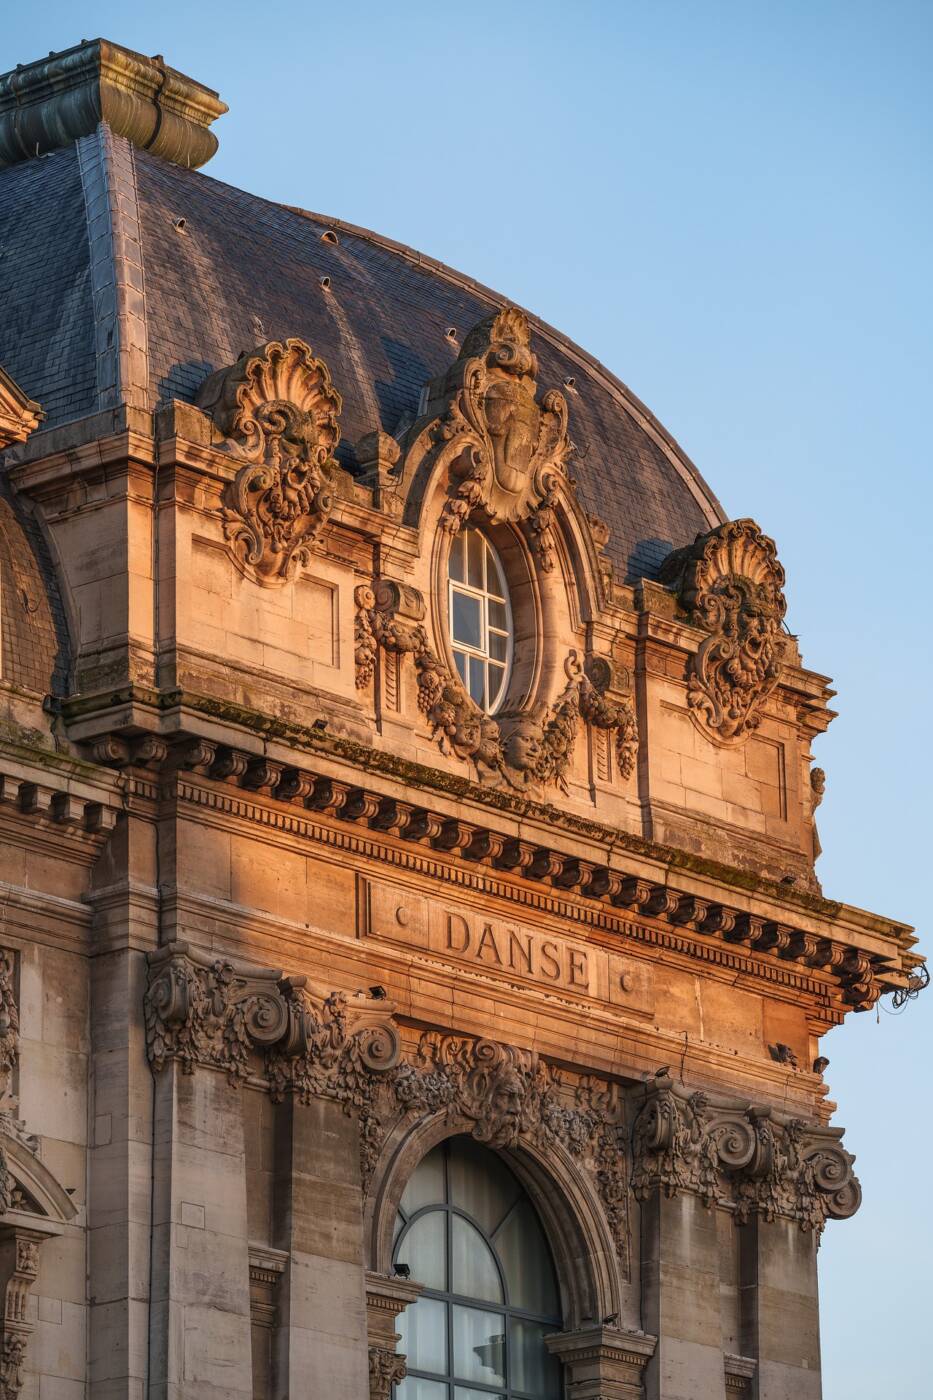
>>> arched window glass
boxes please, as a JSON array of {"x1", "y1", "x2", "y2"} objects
[
  {"x1": 393, "y1": 1136, "x2": 561, "y2": 1400},
  {"x1": 447, "y1": 531, "x2": 512, "y2": 714}
]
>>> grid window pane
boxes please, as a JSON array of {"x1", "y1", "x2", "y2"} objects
[
  {"x1": 452, "y1": 1305, "x2": 506, "y2": 1388},
  {"x1": 397, "y1": 1211, "x2": 446, "y2": 1291},
  {"x1": 509, "y1": 1318, "x2": 560, "y2": 1398},
  {"x1": 397, "y1": 1379, "x2": 448, "y2": 1400},
  {"x1": 449, "y1": 532, "x2": 465, "y2": 583},
  {"x1": 468, "y1": 656, "x2": 486, "y2": 707},
  {"x1": 493, "y1": 1200, "x2": 559, "y2": 1316},
  {"x1": 488, "y1": 599, "x2": 508, "y2": 631},
  {"x1": 451, "y1": 1215, "x2": 502, "y2": 1304},
  {"x1": 488, "y1": 631, "x2": 507, "y2": 662},
  {"x1": 392, "y1": 1138, "x2": 559, "y2": 1400},
  {"x1": 467, "y1": 530, "x2": 485, "y2": 588},
  {"x1": 446, "y1": 532, "x2": 513, "y2": 716},
  {"x1": 452, "y1": 591, "x2": 482, "y2": 648},
  {"x1": 399, "y1": 1295, "x2": 449, "y2": 1376}
]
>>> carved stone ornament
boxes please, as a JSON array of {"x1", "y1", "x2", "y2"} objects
[
  {"x1": 423, "y1": 307, "x2": 572, "y2": 568},
  {"x1": 368, "y1": 1345, "x2": 407, "y2": 1400},
  {"x1": 196, "y1": 338, "x2": 342, "y2": 584},
  {"x1": 630, "y1": 1076, "x2": 861, "y2": 1232},
  {"x1": 0, "y1": 367, "x2": 43, "y2": 451},
  {"x1": 659, "y1": 519, "x2": 787, "y2": 742},
  {"x1": 144, "y1": 943, "x2": 400, "y2": 1108},
  {"x1": 354, "y1": 582, "x2": 638, "y2": 793},
  {"x1": 367, "y1": 1032, "x2": 629, "y2": 1265}
]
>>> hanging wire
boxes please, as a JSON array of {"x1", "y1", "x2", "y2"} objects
[{"x1": 882, "y1": 963, "x2": 929, "y2": 1015}]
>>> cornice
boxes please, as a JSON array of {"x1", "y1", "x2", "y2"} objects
[{"x1": 79, "y1": 722, "x2": 917, "y2": 1012}]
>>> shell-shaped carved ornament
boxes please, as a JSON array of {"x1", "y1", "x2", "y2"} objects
[
  {"x1": 196, "y1": 339, "x2": 343, "y2": 585},
  {"x1": 659, "y1": 519, "x2": 788, "y2": 742}
]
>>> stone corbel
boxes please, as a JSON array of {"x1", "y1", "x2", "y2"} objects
[
  {"x1": 545, "y1": 1324, "x2": 657, "y2": 1400},
  {"x1": 365, "y1": 1270, "x2": 424, "y2": 1400}
]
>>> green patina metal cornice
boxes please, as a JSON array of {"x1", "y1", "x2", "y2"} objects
[{"x1": 0, "y1": 38, "x2": 227, "y2": 169}]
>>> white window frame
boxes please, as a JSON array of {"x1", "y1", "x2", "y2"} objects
[{"x1": 447, "y1": 530, "x2": 513, "y2": 715}]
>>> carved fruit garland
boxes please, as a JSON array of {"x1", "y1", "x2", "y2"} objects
[{"x1": 196, "y1": 338, "x2": 342, "y2": 585}]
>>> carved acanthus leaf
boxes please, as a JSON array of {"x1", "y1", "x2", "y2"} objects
[
  {"x1": 631, "y1": 1077, "x2": 860, "y2": 1231},
  {"x1": 368, "y1": 1345, "x2": 407, "y2": 1400},
  {"x1": 660, "y1": 519, "x2": 787, "y2": 742},
  {"x1": 196, "y1": 338, "x2": 342, "y2": 585},
  {"x1": 144, "y1": 947, "x2": 399, "y2": 1104}
]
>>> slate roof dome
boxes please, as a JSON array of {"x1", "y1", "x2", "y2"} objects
[{"x1": 0, "y1": 39, "x2": 724, "y2": 585}]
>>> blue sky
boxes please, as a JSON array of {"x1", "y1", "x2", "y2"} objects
[{"x1": 6, "y1": 3, "x2": 932, "y2": 1394}]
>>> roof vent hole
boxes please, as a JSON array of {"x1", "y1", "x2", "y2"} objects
[
  {"x1": 320, "y1": 275, "x2": 332, "y2": 291},
  {"x1": 445, "y1": 327, "x2": 458, "y2": 342},
  {"x1": 563, "y1": 375, "x2": 576, "y2": 390},
  {"x1": 172, "y1": 216, "x2": 188, "y2": 235},
  {"x1": 320, "y1": 229, "x2": 339, "y2": 245}
]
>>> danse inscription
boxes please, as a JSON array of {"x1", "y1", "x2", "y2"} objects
[
  {"x1": 444, "y1": 912, "x2": 592, "y2": 990},
  {"x1": 364, "y1": 879, "x2": 653, "y2": 1013}
]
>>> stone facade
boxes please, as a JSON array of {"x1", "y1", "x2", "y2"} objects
[{"x1": 0, "y1": 36, "x2": 924, "y2": 1400}]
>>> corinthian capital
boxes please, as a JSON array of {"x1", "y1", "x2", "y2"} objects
[
  {"x1": 144, "y1": 944, "x2": 399, "y2": 1104},
  {"x1": 631, "y1": 1076, "x2": 860, "y2": 1231}
]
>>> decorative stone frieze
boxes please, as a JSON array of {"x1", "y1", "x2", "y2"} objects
[
  {"x1": 368, "y1": 1032, "x2": 629, "y2": 1265},
  {"x1": 196, "y1": 338, "x2": 342, "y2": 584},
  {"x1": 630, "y1": 1075, "x2": 860, "y2": 1231},
  {"x1": 660, "y1": 519, "x2": 787, "y2": 742},
  {"x1": 427, "y1": 307, "x2": 572, "y2": 553},
  {"x1": 144, "y1": 943, "x2": 400, "y2": 1101}
]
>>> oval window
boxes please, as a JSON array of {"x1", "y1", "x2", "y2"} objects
[{"x1": 447, "y1": 530, "x2": 513, "y2": 714}]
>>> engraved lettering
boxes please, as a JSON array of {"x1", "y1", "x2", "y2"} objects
[
  {"x1": 508, "y1": 929, "x2": 533, "y2": 975},
  {"x1": 569, "y1": 949, "x2": 589, "y2": 989},
  {"x1": 540, "y1": 940, "x2": 560, "y2": 980},
  {"x1": 476, "y1": 924, "x2": 503, "y2": 965},
  {"x1": 447, "y1": 912, "x2": 471, "y2": 953}
]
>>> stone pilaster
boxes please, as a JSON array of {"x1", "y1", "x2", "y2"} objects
[
  {"x1": 546, "y1": 1324, "x2": 657, "y2": 1400},
  {"x1": 271, "y1": 1096, "x2": 369, "y2": 1400},
  {"x1": 148, "y1": 1059, "x2": 253, "y2": 1400},
  {"x1": 640, "y1": 1189, "x2": 726, "y2": 1399},
  {"x1": 739, "y1": 1217, "x2": 821, "y2": 1400},
  {"x1": 630, "y1": 1076, "x2": 862, "y2": 1400}
]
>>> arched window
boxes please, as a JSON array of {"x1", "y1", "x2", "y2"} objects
[
  {"x1": 393, "y1": 1135, "x2": 561, "y2": 1399},
  {"x1": 447, "y1": 530, "x2": 512, "y2": 714}
]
